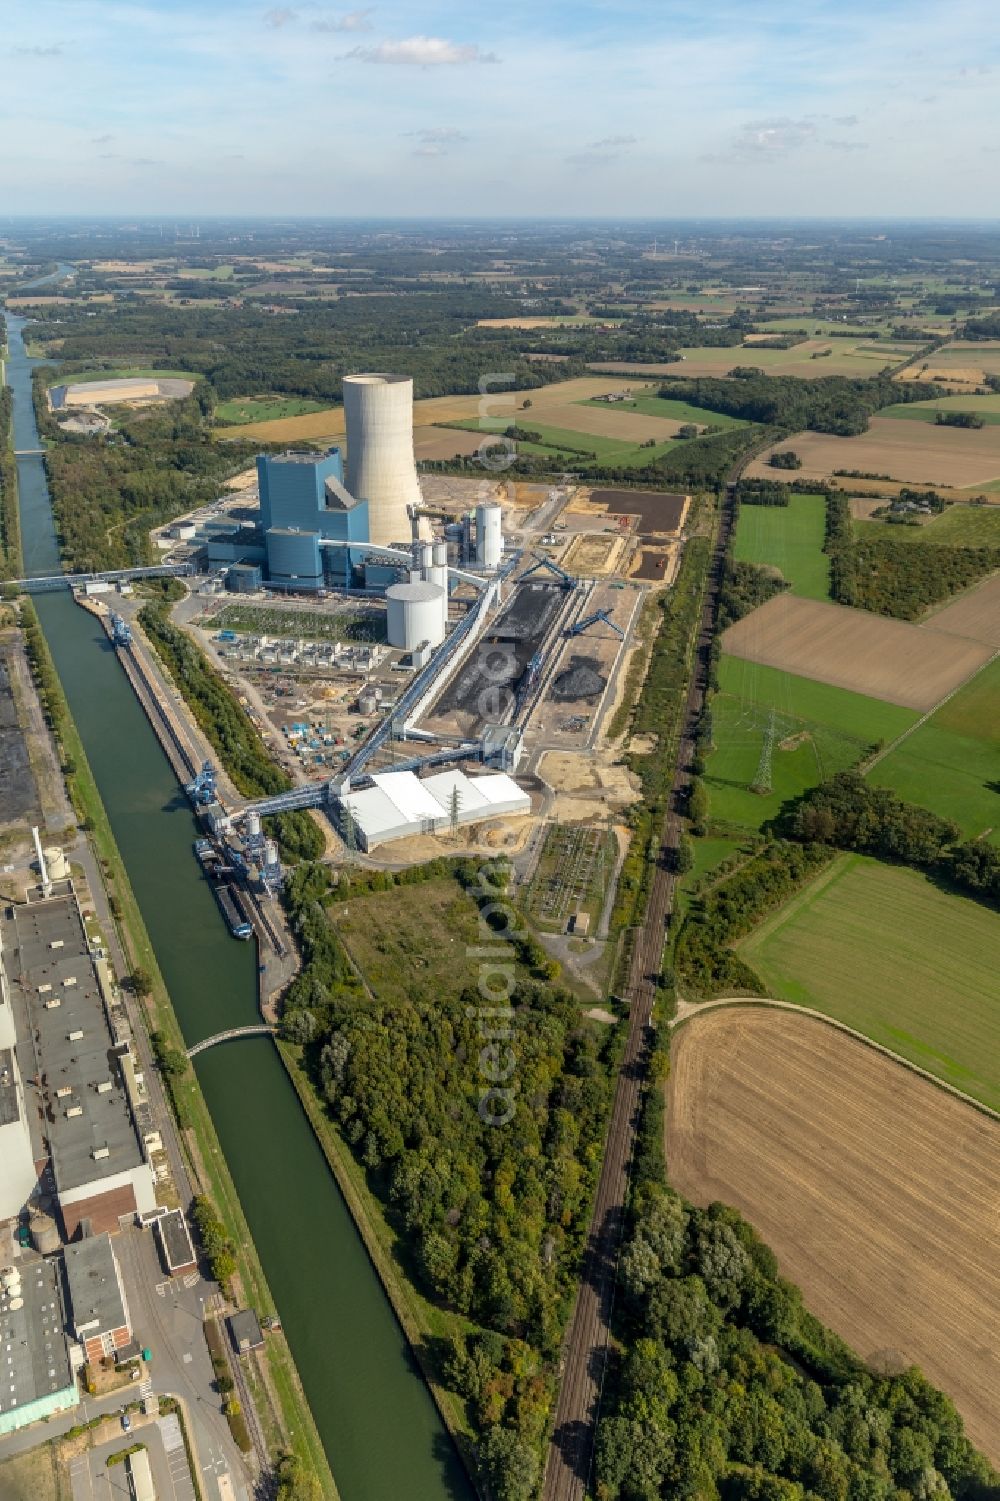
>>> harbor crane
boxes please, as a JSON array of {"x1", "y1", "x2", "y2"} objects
[
  {"x1": 186, "y1": 760, "x2": 218, "y2": 807},
  {"x1": 565, "y1": 609, "x2": 624, "y2": 639},
  {"x1": 520, "y1": 552, "x2": 577, "y2": 589}
]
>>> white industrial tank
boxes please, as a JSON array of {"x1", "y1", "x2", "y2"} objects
[
  {"x1": 247, "y1": 811, "x2": 262, "y2": 840},
  {"x1": 43, "y1": 847, "x2": 69, "y2": 880},
  {"x1": 428, "y1": 541, "x2": 449, "y2": 634},
  {"x1": 475, "y1": 503, "x2": 503, "y2": 568},
  {"x1": 29, "y1": 1211, "x2": 60, "y2": 1254},
  {"x1": 385, "y1": 580, "x2": 445, "y2": 651},
  {"x1": 343, "y1": 373, "x2": 421, "y2": 547}
]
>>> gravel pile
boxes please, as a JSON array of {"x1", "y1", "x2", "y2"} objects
[{"x1": 552, "y1": 656, "x2": 607, "y2": 701}]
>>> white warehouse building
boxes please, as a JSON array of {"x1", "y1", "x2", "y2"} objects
[{"x1": 337, "y1": 769, "x2": 530, "y2": 851}]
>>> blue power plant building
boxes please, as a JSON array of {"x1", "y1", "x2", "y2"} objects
[{"x1": 257, "y1": 447, "x2": 371, "y2": 591}]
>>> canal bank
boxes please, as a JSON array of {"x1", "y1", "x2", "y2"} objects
[{"x1": 3, "y1": 312, "x2": 473, "y2": 1501}]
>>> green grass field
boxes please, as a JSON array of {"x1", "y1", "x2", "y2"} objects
[
  {"x1": 215, "y1": 395, "x2": 330, "y2": 425},
  {"x1": 738, "y1": 853, "x2": 1000, "y2": 1109},
  {"x1": 880, "y1": 394, "x2": 1000, "y2": 425},
  {"x1": 177, "y1": 264, "x2": 235, "y2": 280},
  {"x1": 869, "y1": 656, "x2": 1000, "y2": 843},
  {"x1": 705, "y1": 657, "x2": 918, "y2": 832},
  {"x1": 861, "y1": 504, "x2": 1000, "y2": 547},
  {"x1": 581, "y1": 394, "x2": 749, "y2": 430},
  {"x1": 733, "y1": 492, "x2": 830, "y2": 598},
  {"x1": 452, "y1": 416, "x2": 679, "y2": 467},
  {"x1": 49, "y1": 365, "x2": 198, "y2": 388}
]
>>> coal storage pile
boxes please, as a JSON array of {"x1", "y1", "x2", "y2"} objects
[{"x1": 552, "y1": 655, "x2": 607, "y2": 701}]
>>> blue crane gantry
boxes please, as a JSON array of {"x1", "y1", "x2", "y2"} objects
[
  {"x1": 520, "y1": 552, "x2": 577, "y2": 589},
  {"x1": 186, "y1": 760, "x2": 218, "y2": 807},
  {"x1": 565, "y1": 608, "x2": 624, "y2": 639}
]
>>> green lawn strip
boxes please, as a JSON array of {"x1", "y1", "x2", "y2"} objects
[
  {"x1": 880, "y1": 395, "x2": 1000, "y2": 424},
  {"x1": 732, "y1": 492, "x2": 830, "y2": 598},
  {"x1": 868, "y1": 655, "x2": 1000, "y2": 843},
  {"x1": 705, "y1": 657, "x2": 918, "y2": 834},
  {"x1": 737, "y1": 852, "x2": 1000, "y2": 1110},
  {"x1": 854, "y1": 507, "x2": 1000, "y2": 546},
  {"x1": 276, "y1": 1041, "x2": 476, "y2": 1465},
  {"x1": 46, "y1": 366, "x2": 199, "y2": 388},
  {"x1": 215, "y1": 396, "x2": 330, "y2": 425},
  {"x1": 580, "y1": 395, "x2": 749, "y2": 430},
  {"x1": 22, "y1": 606, "x2": 337, "y2": 1498}
]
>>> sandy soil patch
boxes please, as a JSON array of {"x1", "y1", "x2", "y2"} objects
[
  {"x1": 927, "y1": 572, "x2": 1000, "y2": 647},
  {"x1": 745, "y1": 418, "x2": 1000, "y2": 488},
  {"x1": 848, "y1": 496, "x2": 887, "y2": 520},
  {"x1": 561, "y1": 532, "x2": 626, "y2": 575},
  {"x1": 223, "y1": 467, "x2": 258, "y2": 491},
  {"x1": 722, "y1": 593, "x2": 993, "y2": 710},
  {"x1": 667, "y1": 1007, "x2": 1000, "y2": 1462}
]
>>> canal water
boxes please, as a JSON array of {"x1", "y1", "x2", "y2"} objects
[{"x1": 4, "y1": 314, "x2": 470, "y2": 1501}]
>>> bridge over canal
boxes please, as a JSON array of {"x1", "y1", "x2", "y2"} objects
[{"x1": 186, "y1": 1024, "x2": 276, "y2": 1058}]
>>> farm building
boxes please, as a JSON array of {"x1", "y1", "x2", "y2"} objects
[{"x1": 336, "y1": 769, "x2": 530, "y2": 851}]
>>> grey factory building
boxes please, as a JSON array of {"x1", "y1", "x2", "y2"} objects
[
  {"x1": 0, "y1": 1255, "x2": 78, "y2": 1436},
  {"x1": 1, "y1": 894, "x2": 156, "y2": 1239}
]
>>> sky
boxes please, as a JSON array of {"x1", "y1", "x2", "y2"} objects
[{"x1": 2, "y1": 0, "x2": 998, "y2": 217}]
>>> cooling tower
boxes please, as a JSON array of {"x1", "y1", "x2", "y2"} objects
[{"x1": 343, "y1": 374, "x2": 421, "y2": 547}]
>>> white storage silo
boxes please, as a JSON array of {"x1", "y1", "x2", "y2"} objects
[
  {"x1": 343, "y1": 374, "x2": 421, "y2": 547},
  {"x1": 43, "y1": 847, "x2": 69, "y2": 881},
  {"x1": 385, "y1": 581, "x2": 445, "y2": 651},
  {"x1": 246, "y1": 810, "x2": 262, "y2": 840},
  {"x1": 429, "y1": 541, "x2": 449, "y2": 634},
  {"x1": 475, "y1": 503, "x2": 503, "y2": 568}
]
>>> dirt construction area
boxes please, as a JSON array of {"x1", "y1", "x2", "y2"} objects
[
  {"x1": 744, "y1": 417, "x2": 1000, "y2": 489},
  {"x1": 666, "y1": 1007, "x2": 1000, "y2": 1463},
  {"x1": 722, "y1": 593, "x2": 994, "y2": 709}
]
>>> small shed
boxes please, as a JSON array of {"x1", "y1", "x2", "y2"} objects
[{"x1": 228, "y1": 1309, "x2": 264, "y2": 1354}]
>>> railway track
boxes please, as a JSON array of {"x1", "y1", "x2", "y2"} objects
[{"x1": 541, "y1": 478, "x2": 738, "y2": 1501}]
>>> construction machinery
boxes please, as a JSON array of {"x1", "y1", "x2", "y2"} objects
[{"x1": 565, "y1": 609, "x2": 624, "y2": 639}]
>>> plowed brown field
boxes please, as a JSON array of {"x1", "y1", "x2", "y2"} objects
[
  {"x1": 721, "y1": 593, "x2": 992, "y2": 709},
  {"x1": 744, "y1": 417, "x2": 1000, "y2": 488},
  {"x1": 928, "y1": 572, "x2": 1000, "y2": 647},
  {"x1": 667, "y1": 1007, "x2": 1000, "y2": 1463}
]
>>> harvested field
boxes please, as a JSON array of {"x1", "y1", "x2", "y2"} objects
[
  {"x1": 667, "y1": 1006, "x2": 1000, "y2": 1462},
  {"x1": 745, "y1": 417, "x2": 1000, "y2": 488},
  {"x1": 413, "y1": 426, "x2": 491, "y2": 460},
  {"x1": 721, "y1": 593, "x2": 992, "y2": 709},
  {"x1": 896, "y1": 341, "x2": 1000, "y2": 385},
  {"x1": 589, "y1": 488, "x2": 688, "y2": 535},
  {"x1": 592, "y1": 338, "x2": 908, "y2": 380},
  {"x1": 848, "y1": 495, "x2": 885, "y2": 519},
  {"x1": 539, "y1": 404, "x2": 688, "y2": 444},
  {"x1": 929, "y1": 571, "x2": 1000, "y2": 646}
]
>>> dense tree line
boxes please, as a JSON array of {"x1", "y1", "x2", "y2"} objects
[
  {"x1": 934, "y1": 410, "x2": 985, "y2": 428},
  {"x1": 718, "y1": 560, "x2": 789, "y2": 630},
  {"x1": 655, "y1": 374, "x2": 939, "y2": 437},
  {"x1": 831, "y1": 527, "x2": 1000, "y2": 619},
  {"x1": 674, "y1": 842, "x2": 831, "y2": 997},
  {"x1": 139, "y1": 602, "x2": 323, "y2": 862},
  {"x1": 961, "y1": 313, "x2": 1000, "y2": 340},
  {"x1": 279, "y1": 858, "x2": 615, "y2": 1490},
  {"x1": 595, "y1": 1168, "x2": 997, "y2": 1500},
  {"x1": 788, "y1": 773, "x2": 1000, "y2": 905},
  {"x1": 0, "y1": 386, "x2": 21, "y2": 578},
  {"x1": 737, "y1": 478, "x2": 790, "y2": 506},
  {"x1": 34, "y1": 378, "x2": 256, "y2": 572}
]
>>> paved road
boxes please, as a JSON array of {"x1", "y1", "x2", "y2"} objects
[
  {"x1": 114, "y1": 1227, "x2": 252, "y2": 1501},
  {"x1": 68, "y1": 1421, "x2": 197, "y2": 1501},
  {"x1": 541, "y1": 482, "x2": 736, "y2": 1501}
]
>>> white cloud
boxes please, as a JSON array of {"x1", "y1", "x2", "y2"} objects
[
  {"x1": 589, "y1": 134, "x2": 637, "y2": 149},
  {"x1": 343, "y1": 36, "x2": 497, "y2": 66},
  {"x1": 263, "y1": 7, "x2": 298, "y2": 28},
  {"x1": 312, "y1": 9, "x2": 374, "y2": 32},
  {"x1": 14, "y1": 43, "x2": 63, "y2": 57},
  {"x1": 711, "y1": 117, "x2": 819, "y2": 162}
]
